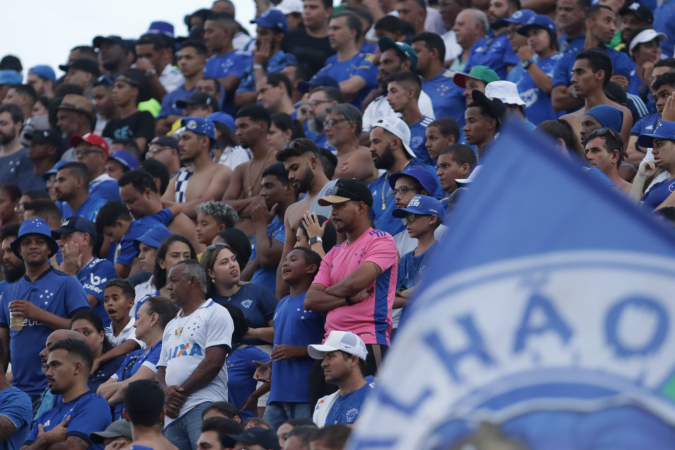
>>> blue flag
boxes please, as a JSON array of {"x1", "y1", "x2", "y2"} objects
[{"x1": 348, "y1": 122, "x2": 675, "y2": 450}]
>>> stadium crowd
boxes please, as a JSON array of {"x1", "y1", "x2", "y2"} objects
[{"x1": 0, "y1": 0, "x2": 674, "y2": 447}]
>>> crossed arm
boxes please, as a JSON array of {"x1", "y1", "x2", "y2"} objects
[{"x1": 304, "y1": 262, "x2": 382, "y2": 313}]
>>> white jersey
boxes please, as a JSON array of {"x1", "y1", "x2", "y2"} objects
[
  {"x1": 362, "y1": 93, "x2": 435, "y2": 133},
  {"x1": 157, "y1": 299, "x2": 234, "y2": 426},
  {"x1": 105, "y1": 316, "x2": 145, "y2": 349},
  {"x1": 312, "y1": 389, "x2": 340, "y2": 427},
  {"x1": 218, "y1": 146, "x2": 252, "y2": 171}
]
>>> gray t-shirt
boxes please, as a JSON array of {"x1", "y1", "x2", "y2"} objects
[{"x1": 309, "y1": 179, "x2": 337, "y2": 218}]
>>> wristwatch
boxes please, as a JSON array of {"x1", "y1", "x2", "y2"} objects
[
  {"x1": 521, "y1": 59, "x2": 533, "y2": 69},
  {"x1": 253, "y1": 64, "x2": 264, "y2": 71},
  {"x1": 309, "y1": 236, "x2": 323, "y2": 246},
  {"x1": 144, "y1": 69, "x2": 157, "y2": 78}
]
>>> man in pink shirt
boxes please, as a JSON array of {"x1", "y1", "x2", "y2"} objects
[{"x1": 305, "y1": 178, "x2": 399, "y2": 376}]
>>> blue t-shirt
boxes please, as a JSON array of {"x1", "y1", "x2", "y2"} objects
[
  {"x1": 26, "y1": 392, "x2": 112, "y2": 450},
  {"x1": 307, "y1": 131, "x2": 329, "y2": 149},
  {"x1": 464, "y1": 33, "x2": 520, "y2": 80},
  {"x1": 0, "y1": 387, "x2": 32, "y2": 450},
  {"x1": 408, "y1": 117, "x2": 434, "y2": 166},
  {"x1": 212, "y1": 283, "x2": 278, "y2": 346},
  {"x1": 315, "y1": 52, "x2": 378, "y2": 108},
  {"x1": 641, "y1": 177, "x2": 675, "y2": 210},
  {"x1": 0, "y1": 268, "x2": 90, "y2": 396},
  {"x1": 237, "y1": 50, "x2": 297, "y2": 93},
  {"x1": 118, "y1": 209, "x2": 173, "y2": 267},
  {"x1": 204, "y1": 50, "x2": 252, "y2": 80},
  {"x1": 158, "y1": 84, "x2": 195, "y2": 119},
  {"x1": 250, "y1": 217, "x2": 286, "y2": 293},
  {"x1": 112, "y1": 341, "x2": 163, "y2": 420},
  {"x1": 78, "y1": 258, "x2": 117, "y2": 327},
  {"x1": 88, "y1": 354, "x2": 125, "y2": 393},
  {"x1": 654, "y1": 0, "x2": 675, "y2": 58},
  {"x1": 552, "y1": 47, "x2": 635, "y2": 90},
  {"x1": 421, "y1": 70, "x2": 466, "y2": 131},
  {"x1": 89, "y1": 178, "x2": 121, "y2": 202},
  {"x1": 558, "y1": 34, "x2": 585, "y2": 55},
  {"x1": 397, "y1": 242, "x2": 438, "y2": 290},
  {"x1": 269, "y1": 292, "x2": 325, "y2": 403},
  {"x1": 513, "y1": 53, "x2": 563, "y2": 126},
  {"x1": 61, "y1": 196, "x2": 109, "y2": 223},
  {"x1": 631, "y1": 112, "x2": 660, "y2": 136},
  {"x1": 226, "y1": 344, "x2": 270, "y2": 418},
  {"x1": 324, "y1": 381, "x2": 375, "y2": 425}
]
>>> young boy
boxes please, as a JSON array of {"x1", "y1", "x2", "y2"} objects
[
  {"x1": 392, "y1": 195, "x2": 445, "y2": 311},
  {"x1": 254, "y1": 248, "x2": 325, "y2": 429},
  {"x1": 436, "y1": 144, "x2": 477, "y2": 209},
  {"x1": 425, "y1": 118, "x2": 461, "y2": 162}
]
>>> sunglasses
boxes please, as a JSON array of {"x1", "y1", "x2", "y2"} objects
[
  {"x1": 326, "y1": 183, "x2": 360, "y2": 200},
  {"x1": 323, "y1": 118, "x2": 349, "y2": 128}
]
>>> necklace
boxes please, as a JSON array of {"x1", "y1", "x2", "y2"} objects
[
  {"x1": 247, "y1": 148, "x2": 274, "y2": 197},
  {"x1": 175, "y1": 300, "x2": 206, "y2": 338},
  {"x1": 381, "y1": 173, "x2": 391, "y2": 210}
]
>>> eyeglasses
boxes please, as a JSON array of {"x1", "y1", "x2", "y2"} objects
[
  {"x1": 206, "y1": 243, "x2": 229, "y2": 251},
  {"x1": 390, "y1": 185, "x2": 419, "y2": 197},
  {"x1": 401, "y1": 213, "x2": 419, "y2": 225},
  {"x1": 323, "y1": 118, "x2": 349, "y2": 128},
  {"x1": 326, "y1": 183, "x2": 361, "y2": 200},
  {"x1": 74, "y1": 147, "x2": 105, "y2": 157},
  {"x1": 307, "y1": 100, "x2": 331, "y2": 109},
  {"x1": 147, "y1": 146, "x2": 174, "y2": 156},
  {"x1": 282, "y1": 140, "x2": 310, "y2": 152}
]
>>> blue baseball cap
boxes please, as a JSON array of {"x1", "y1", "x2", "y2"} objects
[
  {"x1": 389, "y1": 166, "x2": 439, "y2": 196},
  {"x1": 11, "y1": 219, "x2": 59, "y2": 259},
  {"x1": 133, "y1": 226, "x2": 172, "y2": 253},
  {"x1": 207, "y1": 112, "x2": 236, "y2": 132},
  {"x1": 251, "y1": 9, "x2": 288, "y2": 34},
  {"x1": 52, "y1": 216, "x2": 97, "y2": 240},
  {"x1": 637, "y1": 120, "x2": 675, "y2": 148},
  {"x1": 109, "y1": 150, "x2": 139, "y2": 171},
  {"x1": 499, "y1": 9, "x2": 536, "y2": 29},
  {"x1": 42, "y1": 160, "x2": 69, "y2": 181},
  {"x1": 181, "y1": 117, "x2": 216, "y2": 139},
  {"x1": 0, "y1": 70, "x2": 22, "y2": 85},
  {"x1": 585, "y1": 105, "x2": 623, "y2": 133},
  {"x1": 392, "y1": 195, "x2": 446, "y2": 221},
  {"x1": 517, "y1": 14, "x2": 557, "y2": 36},
  {"x1": 148, "y1": 21, "x2": 175, "y2": 38},
  {"x1": 29, "y1": 65, "x2": 56, "y2": 82},
  {"x1": 298, "y1": 73, "x2": 340, "y2": 94}
]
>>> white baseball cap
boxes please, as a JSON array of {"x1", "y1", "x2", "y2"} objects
[
  {"x1": 275, "y1": 0, "x2": 303, "y2": 15},
  {"x1": 629, "y1": 29, "x2": 667, "y2": 56},
  {"x1": 372, "y1": 116, "x2": 416, "y2": 159},
  {"x1": 455, "y1": 165, "x2": 481, "y2": 187},
  {"x1": 485, "y1": 81, "x2": 525, "y2": 106},
  {"x1": 308, "y1": 331, "x2": 368, "y2": 361}
]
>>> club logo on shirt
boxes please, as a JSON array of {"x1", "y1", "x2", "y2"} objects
[
  {"x1": 346, "y1": 408, "x2": 359, "y2": 423},
  {"x1": 241, "y1": 299, "x2": 253, "y2": 308},
  {"x1": 412, "y1": 136, "x2": 423, "y2": 148},
  {"x1": 167, "y1": 343, "x2": 203, "y2": 361}
]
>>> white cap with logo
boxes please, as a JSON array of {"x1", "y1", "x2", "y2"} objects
[
  {"x1": 308, "y1": 330, "x2": 369, "y2": 361},
  {"x1": 372, "y1": 116, "x2": 416, "y2": 159},
  {"x1": 485, "y1": 80, "x2": 525, "y2": 106}
]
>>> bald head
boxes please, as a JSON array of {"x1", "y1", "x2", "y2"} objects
[{"x1": 40, "y1": 330, "x2": 84, "y2": 366}]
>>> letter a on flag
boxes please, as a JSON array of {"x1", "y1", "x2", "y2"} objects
[{"x1": 348, "y1": 121, "x2": 675, "y2": 450}]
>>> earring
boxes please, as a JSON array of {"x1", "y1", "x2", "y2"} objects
[{"x1": 212, "y1": 279, "x2": 215, "y2": 283}]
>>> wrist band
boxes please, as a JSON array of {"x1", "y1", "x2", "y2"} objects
[{"x1": 345, "y1": 297, "x2": 354, "y2": 306}]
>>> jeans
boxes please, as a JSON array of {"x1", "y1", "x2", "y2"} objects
[
  {"x1": 164, "y1": 401, "x2": 212, "y2": 450},
  {"x1": 263, "y1": 401, "x2": 313, "y2": 430}
]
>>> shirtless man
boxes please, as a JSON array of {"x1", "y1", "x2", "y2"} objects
[
  {"x1": 275, "y1": 138, "x2": 337, "y2": 298},
  {"x1": 123, "y1": 380, "x2": 178, "y2": 450},
  {"x1": 325, "y1": 103, "x2": 378, "y2": 184},
  {"x1": 223, "y1": 105, "x2": 278, "y2": 236},
  {"x1": 120, "y1": 170, "x2": 204, "y2": 253},
  {"x1": 584, "y1": 128, "x2": 632, "y2": 193},
  {"x1": 560, "y1": 49, "x2": 632, "y2": 146},
  {"x1": 162, "y1": 117, "x2": 232, "y2": 219}
]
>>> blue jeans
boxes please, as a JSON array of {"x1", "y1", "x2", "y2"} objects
[
  {"x1": 263, "y1": 401, "x2": 313, "y2": 430},
  {"x1": 164, "y1": 402, "x2": 212, "y2": 450}
]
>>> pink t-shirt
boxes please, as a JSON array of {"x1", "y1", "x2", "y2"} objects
[{"x1": 313, "y1": 228, "x2": 398, "y2": 346}]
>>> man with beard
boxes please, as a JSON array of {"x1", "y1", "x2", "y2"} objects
[
  {"x1": 274, "y1": 139, "x2": 337, "y2": 298},
  {"x1": 24, "y1": 339, "x2": 111, "y2": 450},
  {"x1": 54, "y1": 162, "x2": 108, "y2": 223},
  {"x1": 223, "y1": 105, "x2": 278, "y2": 237},
  {"x1": 0, "y1": 104, "x2": 37, "y2": 192},
  {"x1": 463, "y1": 0, "x2": 520, "y2": 79},
  {"x1": 161, "y1": 117, "x2": 232, "y2": 220},
  {"x1": 0, "y1": 223, "x2": 24, "y2": 296},
  {"x1": 0, "y1": 219, "x2": 90, "y2": 409},
  {"x1": 93, "y1": 35, "x2": 132, "y2": 77},
  {"x1": 305, "y1": 87, "x2": 344, "y2": 149}
]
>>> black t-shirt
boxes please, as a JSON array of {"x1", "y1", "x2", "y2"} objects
[
  {"x1": 282, "y1": 28, "x2": 335, "y2": 77},
  {"x1": 102, "y1": 111, "x2": 155, "y2": 142}
]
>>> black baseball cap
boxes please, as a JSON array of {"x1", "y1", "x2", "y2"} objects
[
  {"x1": 52, "y1": 216, "x2": 97, "y2": 240},
  {"x1": 58, "y1": 58, "x2": 101, "y2": 78},
  {"x1": 471, "y1": 90, "x2": 506, "y2": 124},
  {"x1": 318, "y1": 178, "x2": 374, "y2": 207},
  {"x1": 619, "y1": 2, "x2": 653, "y2": 23},
  {"x1": 176, "y1": 92, "x2": 220, "y2": 111},
  {"x1": 26, "y1": 129, "x2": 61, "y2": 147},
  {"x1": 150, "y1": 135, "x2": 180, "y2": 150},
  {"x1": 228, "y1": 428, "x2": 280, "y2": 450},
  {"x1": 93, "y1": 35, "x2": 127, "y2": 49}
]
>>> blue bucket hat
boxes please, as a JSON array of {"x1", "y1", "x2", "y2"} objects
[
  {"x1": 148, "y1": 21, "x2": 175, "y2": 38},
  {"x1": 133, "y1": 226, "x2": 172, "y2": 253},
  {"x1": 637, "y1": 120, "x2": 675, "y2": 148},
  {"x1": 298, "y1": 73, "x2": 340, "y2": 94},
  {"x1": 392, "y1": 195, "x2": 446, "y2": 221},
  {"x1": 181, "y1": 117, "x2": 216, "y2": 139},
  {"x1": 517, "y1": 14, "x2": 557, "y2": 36},
  {"x1": 29, "y1": 65, "x2": 56, "y2": 82},
  {"x1": 0, "y1": 70, "x2": 22, "y2": 85},
  {"x1": 11, "y1": 219, "x2": 59, "y2": 259},
  {"x1": 251, "y1": 9, "x2": 288, "y2": 34},
  {"x1": 207, "y1": 112, "x2": 236, "y2": 132},
  {"x1": 585, "y1": 105, "x2": 623, "y2": 133},
  {"x1": 109, "y1": 150, "x2": 139, "y2": 171},
  {"x1": 389, "y1": 166, "x2": 439, "y2": 196}
]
